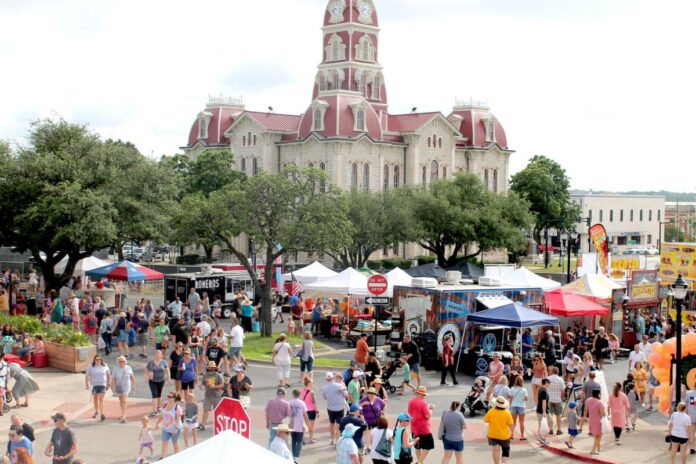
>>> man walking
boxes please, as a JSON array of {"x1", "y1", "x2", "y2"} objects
[
  {"x1": 265, "y1": 387, "x2": 291, "y2": 447},
  {"x1": 401, "y1": 334, "x2": 422, "y2": 387},
  {"x1": 408, "y1": 386, "x2": 434, "y2": 464},
  {"x1": 269, "y1": 423, "x2": 293, "y2": 462},
  {"x1": 322, "y1": 372, "x2": 348, "y2": 446},
  {"x1": 547, "y1": 366, "x2": 566, "y2": 435},
  {"x1": 44, "y1": 413, "x2": 77, "y2": 464}
]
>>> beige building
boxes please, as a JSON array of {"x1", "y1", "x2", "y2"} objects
[
  {"x1": 665, "y1": 201, "x2": 696, "y2": 241},
  {"x1": 572, "y1": 193, "x2": 665, "y2": 253}
]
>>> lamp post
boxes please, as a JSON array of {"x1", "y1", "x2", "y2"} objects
[
  {"x1": 672, "y1": 274, "x2": 689, "y2": 405},
  {"x1": 566, "y1": 228, "x2": 576, "y2": 284}
]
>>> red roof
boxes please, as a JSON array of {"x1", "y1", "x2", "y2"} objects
[
  {"x1": 245, "y1": 112, "x2": 302, "y2": 132},
  {"x1": 186, "y1": 106, "x2": 238, "y2": 148},
  {"x1": 297, "y1": 94, "x2": 382, "y2": 140},
  {"x1": 387, "y1": 112, "x2": 439, "y2": 132},
  {"x1": 449, "y1": 108, "x2": 508, "y2": 149}
]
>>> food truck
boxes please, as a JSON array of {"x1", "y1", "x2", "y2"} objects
[{"x1": 164, "y1": 270, "x2": 254, "y2": 318}]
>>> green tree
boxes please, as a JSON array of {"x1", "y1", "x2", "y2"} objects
[
  {"x1": 408, "y1": 173, "x2": 533, "y2": 267},
  {"x1": 509, "y1": 155, "x2": 580, "y2": 244},
  {"x1": 326, "y1": 190, "x2": 415, "y2": 268},
  {"x1": 192, "y1": 166, "x2": 351, "y2": 336},
  {"x1": 664, "y1": 223, "x2": 687, "y2": 242}
]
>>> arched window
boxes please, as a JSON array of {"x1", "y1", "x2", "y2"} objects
[
  {"x1": 393, "y1": 165, "x2": 400, "y2": 188},
  {"x1": 314, "y1": 109, "x2": 322, "y2": 130},
  {"x1": 430, "y1": 160, "x2": 439, "y2": 183},
  {"x1": 240, "y1": 158, "x2": 247, "y2": 174},
  {"x1": 427, "y1": 137, "x2": 431, "y2": 148},
  {"x1": 356, "y1": 109, "x2": 365, "y2": 131},
  {"x1": 325, "y1": 34, "x2": 346, "y2": 62},
  {"x1": 356, "y1": 35, "x2": 374, "y2": 62},
  {"x1": 442, "y1": 166, "x2": 447, "y2": 179},
  {"x1": 253, "y1": 134, "x2": 257, "y2": 146},
  {"x1": 363, "y1": 163, "x2": 370, "y2": 191},
  {"x1": 252, "y1": 158, "x2": 258, "y2": 176},
  {"x1": 438, "y1": 137, "x2": 442, "y2": 148},
  {"x1": 319, "y1": 162, "x2": 326, "y2": 193},
  {"x1": 248, "y1": 132, "x2": 251, "y2": 145},
  {"x1": 242, "y1": 135, "x2": 246, "y2": 147},
  {"x1": 351, "y1": 162, "x2": 358, "y2": 190},
  {"x1": 484, "y1": 169, "x2": 489, "y2": 190},
  {"x1": 493, "y1": 169, "x2": 498, "y2": 193},
  {"x1": 383, "y1": 164, "x2": 389, "y2": 190},
  {"x1": 422, "y1": 165, "x2": 427, "y2": 186}
]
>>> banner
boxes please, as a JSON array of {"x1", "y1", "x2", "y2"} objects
[
  {"x1": 589, "y1": 224, "x2": 610, "y2": 276},
  {"x1": 659, "y1": 242, "x2": 696, "y2": 288}
]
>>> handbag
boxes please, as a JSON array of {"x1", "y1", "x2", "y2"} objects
[
  {"x1": 240, "y1": 395, "x2": 251, "y2": 409},
  {"x1": 539, "y1": 416, "x2": 550, "y2": 436},
  {"x1": 397, "y1": 427, "x2": 413, "y2": 463},
  {"x1": 375, "y1": 428, "x2": 391, "y2": 458},
  {"x1": 600, "y1": 415, "x2": 610, "y2": 434}
]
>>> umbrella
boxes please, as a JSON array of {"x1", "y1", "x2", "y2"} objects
[
  {"x1": 545, "y1": 288, "x2": 610, "y2": 317},
  {"x1": 85, "y1": 260, "x2": 164, "y2": 282},
  {"x1": 54, "y1": 256, "x2": 112, "y2": 276}
]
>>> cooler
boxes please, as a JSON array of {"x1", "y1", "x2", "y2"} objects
[{"x1": 31, "y1": 352, "x2": 48, "y2": 368}]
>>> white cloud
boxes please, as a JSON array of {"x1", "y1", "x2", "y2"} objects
[{"x1": 1, "y1": 0, "x2": 695, "y2": 191}]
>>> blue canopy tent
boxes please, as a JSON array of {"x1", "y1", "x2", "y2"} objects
[{"x1": 465, "y1": 302, "x2": 559, "y2": 328}]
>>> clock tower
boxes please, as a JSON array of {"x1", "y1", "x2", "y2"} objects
[{"x1": 314, "y1": 0, "x2": 387, "y2": 113}]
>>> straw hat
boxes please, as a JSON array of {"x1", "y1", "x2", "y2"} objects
[
  {"x1": 272, "y1": 423, "x2": 291, "y2": 433},
  {"x1": 494, "y1": 396, "x2": 510, "y2": 409},
  {"x1": 415, "y1": 386, "x2": 428, "y2": 396}
]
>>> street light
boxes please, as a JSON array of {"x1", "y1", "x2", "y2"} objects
[
  {"x1": 672, "y1": 273, "x2": 689, "y2": 405},
  {"x1": 566, "y1": 229, "x2": 577, "y2": 284}
]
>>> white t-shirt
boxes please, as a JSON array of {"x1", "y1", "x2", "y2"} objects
[
  {"x1": 628, "y1": 351, "x2": 646, "y2": 371},
  {"x1": 670, "y1": 411, "x2": 692, "y2": 439},
  {"x1": 230, "y1": 325, "x2": 245, "y2": 348},
  {"x1": 196, "y1": 321, "x2": 211, "y2": 339},
  {"x1": 639, "y1": 342, "x2": 652, "y2": 360},
  {"x1": 269, "y1": 436, "x2": 293, "y2": 462},
  {"x1": 369, "y1": 428, "x2": 393, "y2": 460},
  {"x1": 273, "y1": 342, "x2": 292, "y2": 366}
]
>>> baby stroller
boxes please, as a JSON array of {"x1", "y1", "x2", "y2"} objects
[
  {"x1": 379, "y1": 358, "x2": 399, "y2": 394},
  {"x1": 461, "y1": 376, "x2": 490, "y2": 417}
]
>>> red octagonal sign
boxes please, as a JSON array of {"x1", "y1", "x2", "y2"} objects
[
  {"x1": 367, "y1": 274, "x2": 388, "y2": 296},
  {"x1": 214, "y1": 397, "x2": 250, "y2": 438}
]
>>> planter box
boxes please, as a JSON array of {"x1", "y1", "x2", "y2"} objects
[{"x1": 43, "y1": 341, "x2": 96, "y2": 373}]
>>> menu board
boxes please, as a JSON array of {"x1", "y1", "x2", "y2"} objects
[{"x1": 659, "y1": 243, "x2": 696, "y2": 289}]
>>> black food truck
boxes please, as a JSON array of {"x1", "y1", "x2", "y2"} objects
[{"x1": 164, "y1": 270, "x2": 254, "y2": 318}]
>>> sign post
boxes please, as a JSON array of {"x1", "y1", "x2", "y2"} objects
[
  {"x1": 367, "y1": 274, "x2": 388, "y2": 352},
  {"x1": 214, "y1": 397, "x2": 251, "y2": 438}
]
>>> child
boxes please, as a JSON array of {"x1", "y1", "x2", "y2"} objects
[
  {"x1": 2, "y1": 333, "x2": 15, "y2": 355},
  {"x1": 128, "y1": 324, "x2": 136, "y2": 356},
  {"x1": 565, "y1": 401, "x2": 579, "y2": 449},
  {"x1": 138, "y1": 415, "x2": 154, "y2": 458},
  {"x1": 607, "y1": 334, "x2": 619, "y2": 363},
  {"x1": 626, "y1": 382, "x2": 638, "y2": 431},
  {"x1": 182, "y1": 392, "x2": 199, "y2": 447},
  {"x1": 287, "y1": 318, "x2": 296, "y2": 337},
  {"x1": 536, "y1": 378, "x2": 550, "y2": 445},
  {"x1": 399, "y1": 357, "x2": 416, "y2": 395}
]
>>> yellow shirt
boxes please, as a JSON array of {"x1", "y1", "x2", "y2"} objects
[
  {"x1": 0, "y1": 294, "x2": 8, "y2": 311},
  {"x1": 484, "y1": 408, "x2": 513, "y2": 440}
]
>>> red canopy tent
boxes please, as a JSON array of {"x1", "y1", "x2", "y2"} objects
[{"x1": 545, "y1": 288, "x2": 609, "y2": 316}]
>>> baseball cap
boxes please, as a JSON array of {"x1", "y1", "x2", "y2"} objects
[
  {"x1": 353, "y1": 370, "x2": 363, "y2": 378},
  {"x1": 325, "y1": 372, "x2": 334, "y2": 380},
  {"x1": 397, "y1": 412, "x2": 411, "y2": 421},
  {"x1": 276, "y1": 387, "x2": 286, "y2": 395},
  {"x1": 350, "y1": 360, "x2": 358, "y2": 366},
  {"x1": 51, "y1": 412, "x2": 67, "y2": 422},
  {"x1": 568, "y1": 402, "x2": 577, "y2": 409},
  {"x1": 349, "y1": 404, "x2": 362, "y2": 413}
]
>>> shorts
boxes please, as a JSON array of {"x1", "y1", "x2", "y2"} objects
[
  {"x1": 181, "y1": 380, "x2": 195, "y2": 391},
  {"x1": 307, "y1": 411, "x2": 317, "y2": 421},
  {"x1": 204, "y1": 396, "x2": 220, "y2": 411},
  {"x1": 140, "y1": 442, "x2": 153, "y2": 450},
  {"x1": 228, "y1": 347, "x2": 242, "y2": 359},
  {"x1": 410, "y1": 362, "x2": 420, "y2": 374},
  {"x1": 549, "y1": 402, "x2": 563, "y2": 416},
  {"x1": 162, "y1": 428, "x2": 181, "y2": 443},
  {"x1": 568, "y1": 428, "x2": 579, "y2": 437},
  {"x1": 183, "y1": 420, "x2": 199, "y2": 430},
  {"x1": 327, "y1": 409, "x2": 344, "y2": 424},
  {"x1": 91, "y1": 385, "x2": 106, "y2": 395},
  {"x1": 118, "y1": 331, "x2": 129, "y2": 342},
  {"x1": 300, "y1": 357, "x2": 314, "y2": 372},
  {"x1": 532, "y1": 377, "x2": 543, "y2": 386},
  {"x1": 128, "y1": 342, "x2": 135, "y2": 347},
  {"x1": 510, "y1": 406, "x2": 526, "y2": 416},
  {"x1": 276, "y1": 364, "x2": 291, "y2": 380},
  {"x1": 670, "y1": 436, "x2": 689, "y2": 445},
  {"x1": 488, "y1": 438, "x2": 511, "y2": 452},
  {"x1": 414, "y1": 433, "x2": 434, "y2": 450},
  {"x1": 137, "y1": 333, "x2": 148, "y2": 346},
  {"x1": 148, "y1": 380, "x2": 165, "y2": 399},
  {"x1": 442, "y1": 438, "x2": 464, "y2": 452}
]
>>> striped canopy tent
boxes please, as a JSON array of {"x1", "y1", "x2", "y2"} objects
[{"x1": 85, "y1": 261, "x2": 164, "y2": 282}]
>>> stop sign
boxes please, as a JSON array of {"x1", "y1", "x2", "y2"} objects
[
  {"x1": 214, "y1": 397, "x2": 251, "y2": 438},
  {"x1": 367, "y1": 274, "x2": 388, "y2": 296}
]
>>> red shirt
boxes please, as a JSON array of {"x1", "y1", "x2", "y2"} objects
[
  {"x1": 442, "y1": 343, "x2": 454, "y2": 367},
  {"x1": 355, "y1": 339, "x2": 369, "y2": 363},
  {"x1": 408, "y1": 396, "x2": 431, "y2": 435},
  {"x1": 83, "y1": 315, "x2": 98, "y2": 334}
]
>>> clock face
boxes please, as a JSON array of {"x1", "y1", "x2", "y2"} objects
[
  {"x1": 330, "y1": 2, "x2": 343, "y2": 16},
  {"x1": 359, "y1": 2, "x2": 372, "y2": 16}
]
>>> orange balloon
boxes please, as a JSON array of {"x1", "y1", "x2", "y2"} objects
[
  {"x1": 652, "y1": 342, "x2": 664, "y2": 355},
  {"x1": 648, "y1": 352, "x2": 663, "y2": 366},
  {"x1": 664, "y1": 338, "x2": 677, "y2": 355}
]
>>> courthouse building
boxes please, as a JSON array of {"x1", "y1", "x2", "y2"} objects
[{"x1": 181, "y1": 0, "x2": 512, "y2": 260}]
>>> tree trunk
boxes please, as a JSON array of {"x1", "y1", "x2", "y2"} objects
[
  {"x1": 34, "y1": 250, "x2": 84, "y2": 293},
  {"x1": 203, "y1": 245, "x2": 214, "y2": 262}
]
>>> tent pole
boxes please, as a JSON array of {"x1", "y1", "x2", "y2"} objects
[{"x1": 455, "y1": 322, "x2": 466, "y2": 373}]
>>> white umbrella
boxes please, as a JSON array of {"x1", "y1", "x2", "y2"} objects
[
  {"x1": 159, "y1": 430, "x2": 291, "y2": 463},
  {"x1": 54, "y1": 256, "x2": 112, "y2": 276}
]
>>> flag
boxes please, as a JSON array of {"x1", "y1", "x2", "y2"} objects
[
  {"x1": 289, "y1": 272, "x2": 303, "y2": 296},
  {"x1": 589, "y1": 224, "x2": 609, "y2": 276}
]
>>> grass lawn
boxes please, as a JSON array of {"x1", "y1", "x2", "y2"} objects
[
  {"x1": 243, "y1": 332, "x2": 349, "y2": 368},
  {"x1": 522, "y1": 256, "x2": 578, "y2": 274}
]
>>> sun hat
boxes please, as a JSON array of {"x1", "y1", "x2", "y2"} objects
[
  {"x1": 367, "y1": 387, "x2": 377, "y2": 394},
  {"x1": 373, "y1": 377, "x2": 383, "y2": 384},
  {"x1": 492, "y1": 352, "x2": 501, "y2": 358},
  {"x1": 494, "y1": 396, "x2": 509, "y2": 409},
  {"x1": 397, "y1": 412, "x2": 411, "y2": 421},
  {"x1": 415, "y1": 386, "x2": 428, "y2": 396},
  {"x1": 341, "y1": 423, "x2": 358, "y2": 438},
  {"x1": 273, "y1": 423, "x2": 291, "y2": 433},
  {"x1": 207, "y1": 361, "x2": 217, "y2": 369},
  {"x1": 325, "y1": 372, "x2": 334, "y2": 380}
]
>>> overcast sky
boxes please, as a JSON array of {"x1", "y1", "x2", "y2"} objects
[{"x1": 1, "y1": 0, "x2": 694, "y2": 192}]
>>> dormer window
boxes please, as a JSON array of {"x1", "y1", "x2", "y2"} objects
[
  {"x1": 197, "y1": 111, "x2": 213, "y2": 140},
  {"x1": 350, "y1": 102, "x2": 368, "y2": 132},
  {"x1": 325, "y1": 34, "x2": 346, "y2": 62},
  {"x1": 311, "y1": 99, "x2": 330, "y2": 131},
  {"x1": 355, "y1": 35, "x2": 375, "y2": 62},
  {"x1": 482, "y1": 117, "x2": 496, "y2": 143}
]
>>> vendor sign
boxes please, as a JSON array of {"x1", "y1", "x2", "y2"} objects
[
  {"x1": 659, "y1": 242, "x2": 696, "y2": 288},
  {"x1": 589, "y1": 224, "x2": 610, "y2": 276}
]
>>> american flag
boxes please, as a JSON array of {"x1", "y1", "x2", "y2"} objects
[{"x1": 289, "y1": 272, "x2": 303, "y2": 296}]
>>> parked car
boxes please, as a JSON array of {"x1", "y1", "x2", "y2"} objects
[
  {"x1": 538, "y1": 244, "x2": 561, "y2": 253},
  {"x1": 646, "y1": 246, "x2": 659, "y2": 255}
]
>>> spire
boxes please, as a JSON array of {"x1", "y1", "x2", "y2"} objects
[{"x1": 314, "y1": 0, "x2": 387, "y2": 112}]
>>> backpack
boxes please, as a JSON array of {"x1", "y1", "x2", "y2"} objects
[{"x1": 87, "y1": 316, "x2": 97, "y2": 329}]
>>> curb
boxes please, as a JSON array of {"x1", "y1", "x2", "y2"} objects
[{"x1": 540, "y1": 443, "x2": 620, "y2": 464}]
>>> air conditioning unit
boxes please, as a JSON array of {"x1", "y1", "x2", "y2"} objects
[
  {"x1": 446, "y1": 271, "x2": 462, "y2": 285},
  {"x1": 411, "y1": 277, "x2": 438, "y2": 288},
  {"x1": 201, "y1": 263, "x2": 213, "y2": 273},
  {"x1": 478, "y1": 276, "x2": 502, "y2": 286},
  {"x1": 459, "y1": 278, "x2": 474, "y2": 285}
]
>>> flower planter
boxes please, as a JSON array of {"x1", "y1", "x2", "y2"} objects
[{"x1": 43, "y1": 341, "x2": 96, "y2": 373}]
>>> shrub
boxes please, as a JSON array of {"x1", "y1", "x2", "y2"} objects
[
  {"x1": 366, "y1": 260, "x2": 382, "y2": 270},
  {"x1": 0, "y1": 315, "x2": 90, "y2": 347},
  {"x1": 416, "y1": 255, "x2": 436, "y2": 265},
  {"x1": 176, "y1": 254, "x2": 203, "y2": 265}
]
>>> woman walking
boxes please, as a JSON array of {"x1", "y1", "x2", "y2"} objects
[
  {"x1": 114, "y1": 312, "x2": 129, "y2": 357},
  {"x1": 49, "y1": 290, "x2": 63, "y2": 324},
  {"x1": 272, "y1": 334, "x2": 292, "y2": 388},
  {"x1": 608, "y1": 382, "x2": 630, "y2": 445},
  {"x1": 508, "y1": 375, "x2": 528, "y2": 440},
  {"x1": 112, "y1": 355, "x2": 136, "y2": 423},
  {"x1": 289, "y1": 389, "x2": 309, "y2": 463},
  {"x1": 145, "y1": 350, "x2": 170, "y2": 416},
  {"x1": 178, "y1": 349, "x2": 198, "y2": 393},
  {"x1": 99, "y1": 312, "x2": 114, "y2": 356},
  {"x1": 360, "y1": 387, "x2": 386, "y2": 453},
  {"x1": 299, "y1": 331, "x2": 315, "y2": 381},
  {"x1": 584, "y1": 389, "x2": 605, "y2": 455},
  {"x1": 531, "y1": 355, "x2": 547, "y2": 407},
  {"x1": 393, "y1": 413, "x2": 419, "y2": 464},
  {"x1": 438, "y1": 400, "x2": 466, "y2": 464},
  {"x1": 633, "y1": 361, "x2": 649, "y2": 405},
  {"x1": 169, "y1": 343, "x2": 185, "y2": 395},
  {"x1": 370, "y1": 415, "x2": 393, "y2": 464},
  {"x1": 507, "y1": 355, "x2": 524, "y2": 384},
  {"x1": 85, "y1": 355, "x2": 110, "y2": 421},
  {"x1": 593, "y1": 327, "x2": 609, "y2": 370},
  {"x1": 484, "y1": 396, "x2": 514, "y2": 464},
  {"x1": 156, "y1": 392, "x2": 184, "y2": 459},
  {"x1": 301, "y1": 376, "x2": 318, "y2": 444},
  {"x1": 668, "y1": 402, "x2": 692, "y2": 464},
  {"x1": 440, "y1": 335, "x2": 458, "y2": 386},
  {"x1": 8, "y1": 362, "x2": 40, "y2": 408}
]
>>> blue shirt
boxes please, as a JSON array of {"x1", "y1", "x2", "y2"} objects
[
  {"x1": 9, "y1": 436, "x2": 33, "y2": 459},
  {"x1": 168, "y1": 300, "x2": 182, "y2": 317},
  {"x1": 241, "y1": 304, "x2": 254, "y2": 318},
  {"x1": 635, "y1": 315, "x2": 645, "y2": 336},
  {"x1": 521, "y1": 334, "x2": 534, "y2": 353}
]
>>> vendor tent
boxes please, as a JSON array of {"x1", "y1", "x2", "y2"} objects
[
  {"x1": 54, "y1": 256, "x2": 112, "y2": 276},
  {"x1": 545, "y1": 288, "x2": 610, "y2": 316},
  {"x1": 280, "y1": 261, "x2": 337, "y2": 284},
  {"x1": 447, "y1": 262, "x2": 483, "y2": 281},
  {"x1": 501, "y1": 267, "x2": 561, "y2": 291},
  {"x1": 562, "y1": 273, "x2": 621, "y2": 300},
  {"x1": 386, "y1": 267, "x2": 413, "y2": 296},
  {"x1": 85, "y1": 261, "x2": 164, "y2": 281},
  {"x1": 466, "y1": 302, "x2": 559, "y2": 328},
  {"x1": 159, "y1": 430, "x2": 290, "y2": 463},
  {"x1": 405, "y1": 263, "x2": 447, "y2": 280},
  {"x1": 303, "y1": 267, "x2": 369, "y2": 296}
]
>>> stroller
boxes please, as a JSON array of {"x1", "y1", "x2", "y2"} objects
[
  {"x1": 461, "y1": 376, "x2": 490, "y2": 417},
  {"x1": 379, "y1": 352, "x2": 402, "y2": 394}
]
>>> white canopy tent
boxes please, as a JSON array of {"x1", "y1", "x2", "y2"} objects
[
  {"x1": 303, "y1": 267, "x2": 369, "y2": 297},
  {"x1": 385, "y1": 267, "x2": 413, "y2": 297},
  {"x1": 54, "y1": 256, "x2": 112, "y2": 276},
  {"x1": 280, "y1": 261, "x2": 337, "y2": 284},
  {"x1": 158, "y1": 430, "x2": 291, "y2": 463},
  {"x1": 501, "y1": 266, "x2": 562, "y2": 291}
]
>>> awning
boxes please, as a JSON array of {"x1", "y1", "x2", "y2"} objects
[
  {"x1": 545, "y1": 288, "x2": 610, "y2": 317},
  {"x1": 476, "y1": 295, "x2": 515, "y2": 309}
]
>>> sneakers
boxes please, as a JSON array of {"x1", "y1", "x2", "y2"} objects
[
  {"x1": 440, "y1": 382, "x2": 448, "y2": 386},
  {"x1": 197, "y1": 425, "x2": 205, "y2": 431},
  {"x1": 556, "y1": 430, "x2": 562, "y2": 435}
]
